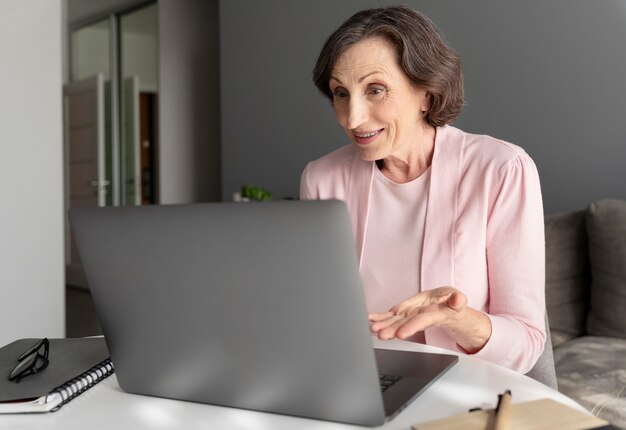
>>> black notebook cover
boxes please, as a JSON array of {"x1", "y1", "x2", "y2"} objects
[{"x1": 0, "y1": 337, "x2": 111, "y2": 412}]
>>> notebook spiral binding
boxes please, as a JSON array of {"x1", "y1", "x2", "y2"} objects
[{"x1": 47, "y1": 358, "x2": 115, "y2": 411}]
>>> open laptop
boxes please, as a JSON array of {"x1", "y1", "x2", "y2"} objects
[{"x1": 69, "y1": 200, "x2": 457, "y2": 427}]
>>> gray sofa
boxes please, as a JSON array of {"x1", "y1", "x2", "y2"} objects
[{"x1": 545, "y1": 198, "x2": 626, "y2": 428}]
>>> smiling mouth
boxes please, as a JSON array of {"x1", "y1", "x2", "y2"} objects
[{"x1": 353, "y1": 128, "x2": 384, "y2": 144}]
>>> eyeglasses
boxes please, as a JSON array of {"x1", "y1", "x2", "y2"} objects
[{"x1": 8, "y1": 338, "x2": 50, "y2": 383}]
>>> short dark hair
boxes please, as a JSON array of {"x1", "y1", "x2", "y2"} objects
[{"x1": 313, "y1": 5, "x2": 464, "y2": 127}]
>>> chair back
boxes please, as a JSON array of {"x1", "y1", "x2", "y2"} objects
[{"x1": 525, "y1": 313, "x2": 558, "y2": 389}]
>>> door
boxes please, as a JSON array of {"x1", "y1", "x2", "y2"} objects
[
  {"x1": 122, "y1": 76, "x2": 141, "y2": 205},
  {"x1": 63, "y1": 74, "x2": 106, "y2": 288}
]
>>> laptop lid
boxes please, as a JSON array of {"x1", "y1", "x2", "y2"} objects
[{"x1": 69, "y1": 200, "x2": 456, "y2": 426}]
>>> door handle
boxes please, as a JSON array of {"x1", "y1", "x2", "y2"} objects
[{"x1": 89, "y1": 180, "x2": 111, "y2": 188}]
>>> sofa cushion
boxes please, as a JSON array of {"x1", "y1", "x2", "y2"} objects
[
  {"x1": 544, "y1": 210, "x2": 591, "y2": 346},
  {"x1": 586, "y1": 199, "x2": 626, "y2": 338},
  {"x1": 554, "y1": 335, "x2": 626, "y2": 428}
]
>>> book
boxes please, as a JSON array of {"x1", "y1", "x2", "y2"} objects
[
  {"x1": 412, "y1": 398, "x2": 611, "y2": 430},
  {"x1": 0, "y1": 337, "x2": 113, "y2": 413}
]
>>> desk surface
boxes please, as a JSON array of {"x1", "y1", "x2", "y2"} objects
[{"x1": 0, "y1": 339, "x2": 586, "y2": 429}]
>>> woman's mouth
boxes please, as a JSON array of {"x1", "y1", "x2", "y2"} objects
[{"x1": 353, "y1": 128, "x2": 384, "y2": 145}]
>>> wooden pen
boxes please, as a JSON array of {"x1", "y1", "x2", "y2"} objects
[{"x1": 492, "y1": 390, "x2": 512, "y2": 430}]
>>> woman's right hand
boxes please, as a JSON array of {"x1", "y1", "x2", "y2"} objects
[{"x1": 368, "y1": 286, "x2": 491, "y2": 353}]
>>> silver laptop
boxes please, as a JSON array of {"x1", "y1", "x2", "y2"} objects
[{"x1": 69, "y1": 200, "x2": 457, "y2": 427}]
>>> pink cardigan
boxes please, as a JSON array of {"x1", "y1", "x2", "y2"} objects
[{"x1": 300, "y1": 125, "x2": 546, "y2": 373}]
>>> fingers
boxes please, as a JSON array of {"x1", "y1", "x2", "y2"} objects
[
  {"x1": 395, "y1": 305, "x2": 446, "y2": 339},
  {"x1": 374, "y1": 313, "x2": 430, "y2": 340},
  {"x1": 370, "y1": 315, "x2": 406, "y2": 339},
  {"x1": 447, "y1": 291, "x2": 467, "y2": 311},
  {"x1": 393, "y1": 287, "x2": 457, "y2": 313},
  {"x1": 368, "y1": 311, "x2": 394, "y2": 322},
  {"x1": 428, "y1": 288, "x2": 467, "y2": 311},
  {"x1": 370, "y1": 299, "x2": 467, "y2": 341},
  {"x1": 371, "y1": 305, "x2": 432, "y2": 340}
]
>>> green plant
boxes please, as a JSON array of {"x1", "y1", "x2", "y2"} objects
[{"x1": 240, "y1": 185, "x2": 272, "y2": 201}]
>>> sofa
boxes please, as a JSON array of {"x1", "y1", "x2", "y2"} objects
[{"x1": 545, "y1": 198, "x2": 626, "y2": 428}]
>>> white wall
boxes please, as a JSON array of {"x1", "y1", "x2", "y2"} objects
[
  {"x1": 0, "y1": 0, "x2": 65, "y2": 345},
  {"x1": 159, "y1": 0, "x2": 221, "y2": 203}
]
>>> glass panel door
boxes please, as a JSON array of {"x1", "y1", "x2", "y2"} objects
[
  {"x1": 69, "y1": 3, "x2": 158, "y2": 206},
  {"x1": 70, "y1": 18, "x2": 114, "y2": 206},
  {"x1": 120, "y1": 4, "x2": 158, "y2": 205}
]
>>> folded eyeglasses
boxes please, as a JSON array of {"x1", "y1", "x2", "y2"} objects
[{"x1": 8, "y1": 338, "x2": 50, "y2": 383}]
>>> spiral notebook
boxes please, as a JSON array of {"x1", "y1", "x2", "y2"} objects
[{"x1": 0, "y1": 337, "x2": 113, "y2": 413}]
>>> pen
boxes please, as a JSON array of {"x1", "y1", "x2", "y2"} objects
[{"x1": 492, "y1": 389, "x2": 512, "y2": 430}]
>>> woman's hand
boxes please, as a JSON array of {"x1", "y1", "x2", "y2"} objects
[{"x1": 368, "y1": 287, "x2": 492, "y2": 353}]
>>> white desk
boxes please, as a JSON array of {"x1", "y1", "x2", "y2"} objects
[{"x1": 0, "y1": 339, "x2": 587, "y2": 429}]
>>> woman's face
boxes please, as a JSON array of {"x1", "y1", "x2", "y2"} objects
[{"x1": 329, "y1": 37, "x2": 431, "y2": 161}]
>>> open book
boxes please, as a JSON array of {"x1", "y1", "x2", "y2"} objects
[{"x1": 0, "y1": 337, "x2": 113, "y2": 413}]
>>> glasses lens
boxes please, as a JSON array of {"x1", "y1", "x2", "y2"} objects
[
  {"x1": 9, "y1": 338, "x2": 50, "y2": 382},
  {"x1": 9, "y1": 352, "x2": 39, "y2": 381},
  {"x1": 41, "y1": 338, "x2": 49, "y2": 360},
  {"x1": 17, "y1": 338, "x2": 46, "y2": 362}
]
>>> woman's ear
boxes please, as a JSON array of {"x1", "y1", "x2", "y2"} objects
[{"x1": 420, "y1": 91, "x2": 432, "y2": 113}]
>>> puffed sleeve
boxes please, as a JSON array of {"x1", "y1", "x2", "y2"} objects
[
  {"x1": 473, "y1": 153, "x2": 547, "y2": 373},
  {"x1": 299, "y1": 163, "x2": 315, "y2": 200}
]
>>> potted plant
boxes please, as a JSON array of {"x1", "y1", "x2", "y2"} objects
[{"x1": 233, "y1": 185, "x2": 272, "y2": 202}]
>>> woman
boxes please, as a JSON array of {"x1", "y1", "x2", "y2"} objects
[{"x1": 300, "y1": 5, "x2": 546, "y2": 374}]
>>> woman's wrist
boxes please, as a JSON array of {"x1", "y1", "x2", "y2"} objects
[{"x1": 440, "y1": 307, "x2": 492, "y2": 354}]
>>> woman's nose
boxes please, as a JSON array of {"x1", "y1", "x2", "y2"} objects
[{"x1": 346, "y1": 97, "x2": 369, "y2": 130}]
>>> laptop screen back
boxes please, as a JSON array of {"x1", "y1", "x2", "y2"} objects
[{"x1": 70, "y1": 200, "x2": 387, "y2": 426}]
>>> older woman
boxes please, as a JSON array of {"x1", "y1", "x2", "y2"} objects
[{"x1": 300, "y1": 5, "x2": 546, "y2": 374}]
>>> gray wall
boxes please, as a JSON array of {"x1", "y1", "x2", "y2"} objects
[
  {"x1": 220, "y1": 0, "x2": 626, "y2": 213},
  {"x1": 159, "y1": 0, "x2": 221, "y2": 203}
]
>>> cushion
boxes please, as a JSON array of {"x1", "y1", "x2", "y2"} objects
[
  {"x1": 554, "y1": 335, "x2": 626, "y2": 428},
  {"x1": 586, "y1": 199, "x2": 626, "y2": 338},
  {"x1": 544, "y1": 210, "x2": 591, "y2": 345}
]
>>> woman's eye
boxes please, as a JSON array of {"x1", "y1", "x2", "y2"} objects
[
  {"x1": 332, "y1": 88, "x2": 348, "y2": 99},
  {"x1": 368, "y1": 87, "x2": 385, "y2": 96}
]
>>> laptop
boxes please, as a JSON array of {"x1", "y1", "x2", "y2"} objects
[{"x1": 69, "y1": 200, "x2": 457, "y2": 427}]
